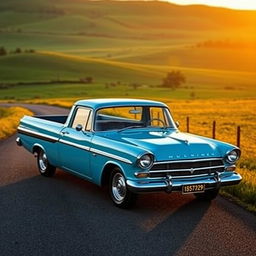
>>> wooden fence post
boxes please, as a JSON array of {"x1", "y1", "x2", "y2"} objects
[
  {"x1": 186, "y1": 116, "x2": 189, "y2": 133},
  {"x1": 237, "y1": 126, "x2": 241, "y2": 147},
  {"x1": 212, "y1": 121, "x2": 216, "y2": 139}
]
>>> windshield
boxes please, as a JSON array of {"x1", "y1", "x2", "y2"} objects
[{"x1": 95, "y1": 106, "x2": 176, "y2": 131}]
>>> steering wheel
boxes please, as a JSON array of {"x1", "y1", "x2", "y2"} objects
[{"x1": 147, "y1": 118, "x2": 166, "y2": 128}]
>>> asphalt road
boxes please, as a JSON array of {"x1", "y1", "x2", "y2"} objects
[{"x1": 0, "y1": 103, "x2": 256, "y2": 256}]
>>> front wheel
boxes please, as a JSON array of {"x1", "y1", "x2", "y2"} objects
[
  {"x1": 37, "y1": 149, "x2": 56, "y2": 177},
  {"x1": 109, "y1": 168, "x2": 137, "y2": 208},
  {"x1": 194, "y1": 189, "x2": 219, "y2": 201}
]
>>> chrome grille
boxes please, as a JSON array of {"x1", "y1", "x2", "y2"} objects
[{"x1": 149, "y1": 158, "x2": 224, "y2": 178}]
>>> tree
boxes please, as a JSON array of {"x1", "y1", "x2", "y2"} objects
[
  {"x1": 0, "y1": 46, "x2": 7, "y2": 56},
  {"x1": 14, "y1": 48, "x2": 22, "y2": 54},
  {"x1": 162, "y1": 70, "x2": 186, "y2": 89}
]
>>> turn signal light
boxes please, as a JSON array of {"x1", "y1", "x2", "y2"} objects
[
  {"x1": 225, "y1": 166, "x2": 236, "y2": 172},
  {"x1": 134, "y1": 172, "x2": 149, "y2": 178}
]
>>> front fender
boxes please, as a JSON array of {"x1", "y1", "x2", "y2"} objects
[{"x1": 92, "y1": 156, "x2": 137, "y2": 186}]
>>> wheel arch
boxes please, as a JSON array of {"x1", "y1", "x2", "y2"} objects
[
  {"x1": 32, "y1": 143, "x2": 46, "y2": 155},
  {"x1": 100, "y1": 161, "x2": 125, "y2": 187}
]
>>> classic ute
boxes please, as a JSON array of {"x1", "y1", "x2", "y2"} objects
[{"x1": 17, "y1": 99, "x2": 242, "y2": 208}]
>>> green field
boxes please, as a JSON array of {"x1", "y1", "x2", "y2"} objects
[
  {"x1": 0, "y1": 1, "x2": 255, "y2": 101},
  {"x1": 0, "y1": 50, "x2": 255, "y2": 100}
]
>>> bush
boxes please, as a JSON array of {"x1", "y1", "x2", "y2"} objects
[
  {"x1": 162, "y1": 70, "x2": 186, "y2": 89},
  {"x1": 0, "y1": 46, "x2": 7, "y2": 56},
  {"x1": 25, "y1": 49, "x2": 35, "y2": 53},
  {"x1": 14, "y1": 48, "x2": 22, "y2": 54}
]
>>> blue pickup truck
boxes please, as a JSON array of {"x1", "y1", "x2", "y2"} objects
[{"x1": 17, "y1": 98, "x2": 242, "y2": 208}]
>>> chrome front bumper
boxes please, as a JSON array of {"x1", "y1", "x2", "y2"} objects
[{"x1": 126, "y1": 172, "x2": 242, "y2": 193}]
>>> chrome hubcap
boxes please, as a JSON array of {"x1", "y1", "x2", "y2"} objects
[
  {"x1": 112, "y1": 173, "x2": 127, "y2": 203},
  {"x1": 39, "y1": 151, "x2": 48, "y2": 173}
]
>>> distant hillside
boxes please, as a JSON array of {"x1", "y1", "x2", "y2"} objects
[
  {"x1": 0, "y1": 0, "x2": 256, "y2": 39},
  {"x1": 0, "y1": 0, "x2": 255, "y2": 93}
]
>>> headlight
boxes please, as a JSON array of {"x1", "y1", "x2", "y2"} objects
[
  {"x1": 226, "y1": 149, "x2": 240, "y2": 163},
  {"x1": 137, "y1": 154, "x2": 154, "y2": 169}
]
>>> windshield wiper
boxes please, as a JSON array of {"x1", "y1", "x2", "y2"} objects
[{"x1": 117, "y1": 125, "x2": 143, "y2": 132}]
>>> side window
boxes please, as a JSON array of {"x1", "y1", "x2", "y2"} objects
[
  {"x1": 150, "y1": 107, "x2": 168, "y2": 127},
  {"x1": 71, "y1": 108, "x2": 92, "y2": 131}
]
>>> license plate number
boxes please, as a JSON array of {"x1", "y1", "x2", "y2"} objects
[{"x1": 182, "y1": 184, "x2": 205, "y2": 194}]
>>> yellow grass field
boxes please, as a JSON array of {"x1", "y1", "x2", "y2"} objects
[
  {"x1": 0, "y1": 107, "x2": 33, "y2": 139},
  {"x1": 169, "y1": 99, "x2": 256, "y2": 166}
]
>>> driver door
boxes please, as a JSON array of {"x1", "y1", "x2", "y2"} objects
[{"x1": 58, "y1": 106, "x2": 93, "y2": 179}]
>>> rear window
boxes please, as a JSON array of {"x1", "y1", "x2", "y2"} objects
[{"x1": 71, "y1": 107, "x2": 92, "y2": 131}]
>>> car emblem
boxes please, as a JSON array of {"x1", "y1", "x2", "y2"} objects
[{"x1": 190, "y1": 168, "x2": 195, "y2": 174}]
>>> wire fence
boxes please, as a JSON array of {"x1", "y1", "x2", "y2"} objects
[{"x1": 185, "y1": 116, "x2": 241, "y2": 147}]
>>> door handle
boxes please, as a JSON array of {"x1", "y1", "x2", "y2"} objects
[{"x1": 61, "y1": 131, "x2": 69, "y2": 135}]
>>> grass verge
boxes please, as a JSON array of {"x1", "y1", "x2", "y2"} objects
[
  {"x1": 221, "y1": 168, "x2": 256, "y2": 214},
  {"x1": 0, "y1": 107, "x2": 33, "y2": 140}
]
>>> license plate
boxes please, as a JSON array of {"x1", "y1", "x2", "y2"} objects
[{"x1": 182, "y1": 184, "x2": 205, "y2": 194}]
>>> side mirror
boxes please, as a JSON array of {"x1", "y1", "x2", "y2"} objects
[
  {"x1": 75, "y1": 124, "x2": 83, "y2": 131},
  {"x1": 175, "y1": 121, "x2": 180, "y2": 128}
]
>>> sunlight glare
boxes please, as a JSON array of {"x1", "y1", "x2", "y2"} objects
[{"x1": 168, "y1": 0, "x2": 256, "y2": 10}]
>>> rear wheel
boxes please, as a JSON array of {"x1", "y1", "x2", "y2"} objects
[
  {"x1": 37, "y1": 149, "x2": 56, "y2": 177},
  {"x1": 194, "y1": 189, "x2": 219, "y2": 201},
  {"x1": 109, "y1": 168, "x2": 137, "y2": 208}
]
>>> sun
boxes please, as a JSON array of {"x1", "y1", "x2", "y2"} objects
[{"x1": 167, "y1": 0, "x2": 256, "y2": 10}]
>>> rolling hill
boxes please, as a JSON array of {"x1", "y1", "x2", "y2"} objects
[{"x1": 0, "y1": 0, "x2": 255, "y2": 100}]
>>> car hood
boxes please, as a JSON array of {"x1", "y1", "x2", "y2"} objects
[{"x1": 115, "y1": 130, "x2": 223, "y2": 161}]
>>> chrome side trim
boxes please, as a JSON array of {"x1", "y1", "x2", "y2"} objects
[
  {"x1": 153, "y1": 158, "x2": 223, "y2": 165},
  {"x1": 58, "y1": 139, "x2": 90, "y2": 151},
  {"x1": 90, "y1": 148, "x2": 132, "y2": 164},
  {"x1": 46, "y1": 137, "x2": 132, "y2": 164},
  {"x1": 18, "y1": 127, "x2": 132, "y2": 164},
  {"x1": 149, "y1": 165, "x2": 225, "y2": 173},
  {"x1": 17, "y1": 126, "x2": 58, "y2": 142}
]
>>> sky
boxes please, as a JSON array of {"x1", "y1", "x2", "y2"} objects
[{"x1": 167, "y1": 0, "x2": 256, "y2": 10}]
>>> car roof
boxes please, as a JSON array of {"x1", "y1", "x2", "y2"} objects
[{"x1": 74, "y1": 98, "x2": 167, "y2": 109}]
